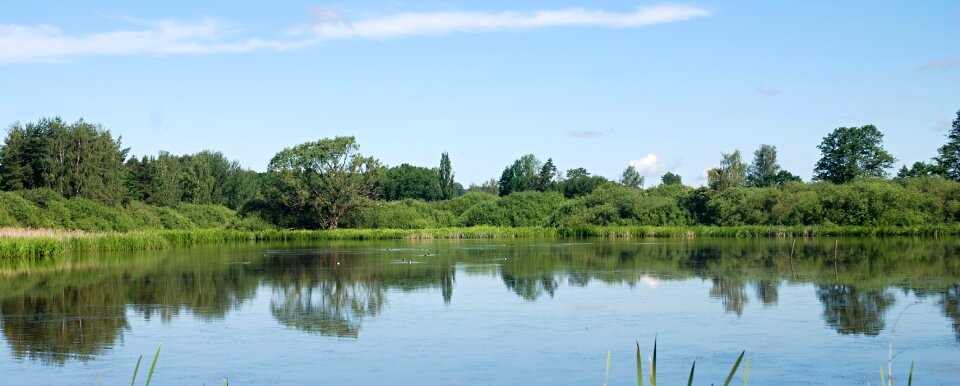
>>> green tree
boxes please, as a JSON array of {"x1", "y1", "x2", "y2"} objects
[
  {"x1": 264, "y1": 136, "x2": 383, "y2": 229},
  {"x1": 0, "y1": 117, "x2": 129, "y2": 204},
  {"x1": 537, "y1": 158, "x2": 559, "y2": 191},
  {"x1": 661, "y1": 172, "x2": 682, "y2": 186},
  {"x1": 620, "y1": 165, "x2": 644, "y2": 189},
  {"x1": 813, "y1": 125, "x2": 895, "y2": 184},
  {"x1": 438, "y1": 152, "x2": 456, "y2": 199},
  {"x1": 746, "y1": 144, "x2": 779, "y2": 187},
  {"x1": 935, "y1": 110, "x2": 960, "y2": 180},
  {"x1": 895, "y1": 162, "x2": 943, "y2": 180},
  {"x1": 382, "y1": 163, "x2": 441, "y2": 201},
  {"x1": 498, "y1": 154, "x2": 542, "y2": 196},
  {"x1": 707, "y1": 150, "x2": 747, "y2": 190},
  {"x1": 561, "y1": 167, "x2": 608, "y2": 198}
]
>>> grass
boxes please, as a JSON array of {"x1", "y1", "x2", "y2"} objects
[
  {"x1": 2, "y1": 224, "x2": 959, "y2": 260},
  {"x1": 633, "y1": 338, "x2": 747, "y2": 386}
]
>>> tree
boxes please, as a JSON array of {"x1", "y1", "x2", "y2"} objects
[
  {"x1": 561, "y1": 167, "x2": 608, "y2": 198},
  {"x1": 0, "y1": 117, "x2": 129, "y2": 204},
  {"x1": 536, "y1": 158, "x2": 559, "y2": 191},
  {"x1": 264, "y1": 136, "x2": 383, "y2": 229},
  {"x1": 746, "y1": 145, "x2": 779, "y2": 187},
  {"x1": 895, "y1": 161, "x2": 943, "y2": 180},
  {"x1": 707, "y1": 150, "x2": 747, "y2": 190},
  {"x1": 498, "y1": 154, "x2": 542, "y2": 196},
  {"x1": 620, "y1": 165, "x2": 644, "y2": 189},
  {"x1": 382, "y1": 163, "x2": 441, "y2": 201},
  {"x1": 813, "y1": 125, "x2": 895, "y2": 184},
  {"x1": 935, "y1": 110, "x2": 960, "y2": 180},
  {"x1": 438, "y1": 152, "x2": 456, "y2": 199},
  {"x1": 661, "y1": 172, "x2": 682, "y2": 186}
]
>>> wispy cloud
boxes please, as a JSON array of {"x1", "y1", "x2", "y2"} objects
[
  {"x1": 916, "y1": 58, "x2": 959, "y2": 72},
  {"x1": 0, "y1": 5, "x2": 709, "y2": 63},
  {"x1": 757, "y1": 87, "x2": 780, "y2": 97},
  {"x1": 566, "y1": 130, "x2": 603, "y2": 139},
  {"x1": 291, "y1": 5, "x2": 710, "y2": 39},
  {"x1": 0, "y1": 19, "x2": 300, "y2": 63},
  {"x1": 628, "y1": 153, "x2": 668, "y2": 177}
]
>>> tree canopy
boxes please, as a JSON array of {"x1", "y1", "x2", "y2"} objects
[
  {"x1": 620, "y1": 165, "x2": 644, "y2": 189},
  {"x1": 707, "y1": 150, "x2": 747, "y2": 190},
  {"x1": 935, "y1": 110, "x2": 960, "y2": 180},
  {"x1": 0, "y1": 117, "x2": 129, "y2": 204},
  {"x1": 263, "y1": 136, "x2": 383, "y2": 229},
  {"x1": 813, "y1": 125, "x2": 895, "y2": 184}
]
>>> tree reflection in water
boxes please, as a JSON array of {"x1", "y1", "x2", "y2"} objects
[
  {"x1": 816, "y1": 284, "x2": 895, "y2": 336},
  {"x1": 2, "y1": 238, "x2": 959, "y2": 364}
]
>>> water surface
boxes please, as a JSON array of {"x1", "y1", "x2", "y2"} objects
[{"x1": 1, "y1": 238, "x2": 958, "y2": 385}]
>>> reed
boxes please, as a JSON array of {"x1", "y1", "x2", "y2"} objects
[{"x1": 3, "y1": 224, "x2": 958, "y2": 260}]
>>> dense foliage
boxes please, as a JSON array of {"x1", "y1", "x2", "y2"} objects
[{"x1": 2, "y1": 114, "x2": 960, "y2": 232}]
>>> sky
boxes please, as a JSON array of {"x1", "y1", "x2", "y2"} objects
[{"x1": 1, "y1": 1, "x2": 958, "y2": 186}]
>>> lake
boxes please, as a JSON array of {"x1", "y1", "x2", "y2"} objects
[{"x1": 1, "y1": 238, "x2": 958, "y2": 385}]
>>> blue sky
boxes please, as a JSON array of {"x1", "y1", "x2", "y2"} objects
[{"x1": 2, "y1": 1, "x2": 958, "y2": 186}]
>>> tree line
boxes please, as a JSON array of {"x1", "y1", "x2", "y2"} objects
[{"x1": 1, "y1": 111, "x2": 959, "y2": 230}]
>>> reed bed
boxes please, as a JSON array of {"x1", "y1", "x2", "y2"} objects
[{"x1": 2, "y1": 224, "x2": 959, "y2": 260}]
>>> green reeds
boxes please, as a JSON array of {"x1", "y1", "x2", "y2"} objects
[
  {"x1": 129, "y1": 344, "x2": 161, "y2": 386},
  {"x1": 634, "y1": 339, "x2": 747, "y2": 386}
]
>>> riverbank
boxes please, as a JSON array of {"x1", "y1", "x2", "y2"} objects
[{"x1": 2, "y1": 224, "x2": 959, "y2": 260}]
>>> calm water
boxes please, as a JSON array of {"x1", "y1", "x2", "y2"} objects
[{"x1": 1, "y1": 238, "x2": 958, "y2": 385}]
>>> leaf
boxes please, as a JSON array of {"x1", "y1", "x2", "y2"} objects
[
  {"x1": 131, "y1": 354, "x2": 143, "y2": 386},
  {"x1": 687, "y1": 361, "x2": 696, "y2": 386},
  {"x1": 636, "y1": 341, "x2": 644, "y2": 386},
  {"x1": 145, "y1": 344, "x2": 162, "y2": 386},
  {"x1": 722, "y1": 350, "x2": 745, "y2": 386}
]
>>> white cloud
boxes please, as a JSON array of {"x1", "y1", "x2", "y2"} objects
[
  {"x1": 916, "y1": 58, "x2": 959, "y2": 72},
  {"x1": 0, "y1": 5, "x2": 709, "y2": 63},
  {"x1": 628, "y1": 153, "x2": 668, "y2": 177},
  {"x1": 291, "y1": 5, "x2": 710, "y2": 39}
]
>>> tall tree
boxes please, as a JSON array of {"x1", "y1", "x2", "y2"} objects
[
  {"x1": 0, "y1": 117, "x2": 129, "y2": 204},
  {"x1": 813, "y1": 125, "x2": 895, "y2": 184},
  {"x1": 438, "y1": 152, "x2": 455, "y2": 199},
  {"x1": 620, "y1": 165, "x2": 644, "y2": 189},
  {"x1": 660, "y1": 172, "x2": 682, "y2": 186},
  {"x1": 498, "y1": 154, "x2": 542, "y2": 196},
  {"x1": 935, "y1": 110, "x2": 960, "y2": 180},
  {"x1": 382, "y1": 163, "x2": 441, "y2": 201},
  {"x1": 561, "y1": 167, "x2": 608, "y2": 198},
  {"x1": 746, "y1": 144, "x2": 780, "y2": 187},
  {"x1": 707, "y1": 150, "x2": 747, "y2": 190},
  {"x1": 264, "y1": 136, "x2": 383, "y2": 229},
  {"x1": 536, "y1": 158, "x2": 559, "y2": 191}
]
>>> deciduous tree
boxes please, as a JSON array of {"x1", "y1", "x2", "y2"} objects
[
  {"x1": 813, "y1": 125, "x2": 895, "y2": 184},
  {"x1": 264, "y1": 136, "x2": 383, "y2": 229}
]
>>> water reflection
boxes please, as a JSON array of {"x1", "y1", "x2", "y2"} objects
[{"x1": 1, "y1": 238, "x2": 958, "y2": 364}]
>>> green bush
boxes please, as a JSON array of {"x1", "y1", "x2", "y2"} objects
[
  {"x1": 176, "y1": 203, "x2": 236, "y2": 228},
  {"x1": 0, "y1": 191, "x2": 55, "y2": 228}
]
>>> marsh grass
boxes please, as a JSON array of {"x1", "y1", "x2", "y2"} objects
[
  {"x1": 634, "y1": 339, "x2": 746, "y2": 386},
  {"x1": 2, "y1": 224, "x2": 958, "y2": 260}
]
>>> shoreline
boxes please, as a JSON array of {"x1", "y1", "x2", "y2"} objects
[{"x1": 2, "y1": 225, "x2": 958, "y2": 260}]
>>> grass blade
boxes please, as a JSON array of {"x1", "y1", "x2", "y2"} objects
[
  {"x1": 604, "y1": 351, "x2": 611, "y2": 386},
  {"x1": 722, "y1": 350, "x2": 746, "y2": 386},
  {"x1": 879, "y1": 365, "x2": 886, "y2": 386},
  {"x1": 686, "y1": 361, "x2": 696, "y2": 386},
  {"x1": 130, "y1": 354, "x2": 143, "y2": 386},
  {"x1": 650, "y1": 338, "x2": 657, "y2": 386},
  {"x1": 744, "y1": 358, "x2": 751, "y2": 386},
  {"x1": 636, "y1": 342, "x2": 643, "y2": 386},
  {"x1": 145, "y1": 344, "x2": 162, "y2": 386},
  {"x1": 907, "y1": 361, "x2": 914, "y2": 386}
]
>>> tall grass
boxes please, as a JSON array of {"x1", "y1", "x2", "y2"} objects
[{"x1": 3, "y1": 224, "x2": 959, "y2": 260}]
